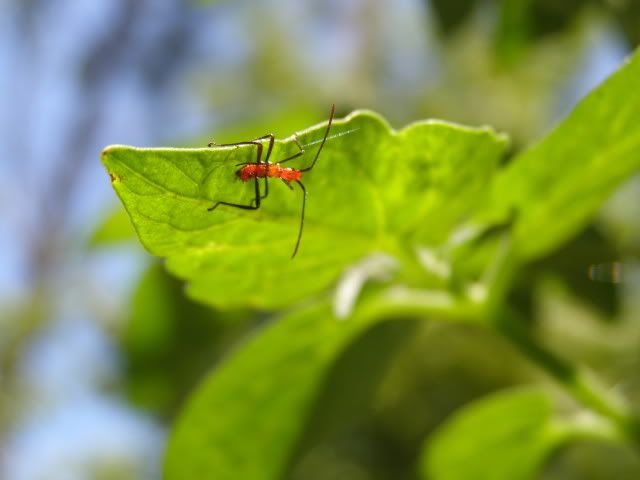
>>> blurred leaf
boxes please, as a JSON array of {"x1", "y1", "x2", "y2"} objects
[
  {"x1": 164, "y1": 302, "x2": 393, "y2": 480},
  {"x1": 528, "y1": 0, "x2": 589, "y2": 38},
  {"x1": 494, "y1": 0, "x2": 533, "y2": 66},
  {"x1": 483, "y1": 47, "x2": 640, "y2": 261},
  {"x1": 89, "y1": 206, "x2": 136, "y2": 246},
  {"x1": 508, "y1": 225, "x2": 621, "y2": 321},
  {"x1": 292, "y1": 319, "x2": 418, "y2": 453},
  {"x1": 608, "y1": 0, "x2": 640, "y2": 47},
  {"x1": 421, "y1": 388, "x2": 559, "y2": 480},
  {"x1": 163, "y1": 282, "x2": 480, "y2": 480},
  {"x1": 540, "y1": 440, "x2": 640, "y2": 480},
  {"x1": 121, "y1": 262, "x2": 255, "y2": 417},
  {"x1": 102, "y1": 110, "x2": 507, "y2": 309},
  {"x1": 536, "y1": 226, "x2": 621, "y2": 317},
  {"x1": 430, "y1": 0, "x2": 478, "y2": 36}
]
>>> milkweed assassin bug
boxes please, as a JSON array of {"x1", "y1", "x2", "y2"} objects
[{"x1": 208, "y1": 105, "x2": 335, "y2": 258}]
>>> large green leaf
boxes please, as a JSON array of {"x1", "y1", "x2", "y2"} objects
[
  {"x1": 164, "y1": 302, "x2": 378, "y2": 480},
  {"x1": 163, "y1": 284, "x2": 473, "y2": 480},
  {"x1": 102, "y1": 110, "x2": 507, "y2": 309},
  {"x1": 120, "y1": 263, "x2": 255, "y2": 417},
  {"x1": 421, "y1": 388, "x2": 561, "y2": 480},
  {"x1": 484, "y1": 48, "x2": 640, "y2": 261}
]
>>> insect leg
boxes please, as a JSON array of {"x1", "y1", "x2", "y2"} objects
[
  {"x1": 300, "y1": 104, "x2": 335, "y2": 173},
  {"x1": 208, "y1": 138, "x2": 267, "y2": 211},
  {"x1": 277, "y1": 135, "x2": 305, "y2": 165},
  {"x1": 291, "y1": 180, "x2": 307, "y2": 258},
  {"x1": 261, "y1": 133, "x2": 275, "y2": 163},
  {"x1": 208, "y1": 175, "x2": 261, "y2": 211},
  {"x1": 254, "y1": 176, "x2": 268, "y2": 206},
  {"x1": 258, "y1": 134, "x2": 275, "y2": 203},
  {"x1": 209, "y1": 133, "x2": 274, "y2": 150},
  {"x1": 229, "y1": 135, "x2": 274, "y2": 205}
]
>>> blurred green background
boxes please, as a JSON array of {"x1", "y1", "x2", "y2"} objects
[{"x1": 1, "y1": 0, "x2": 639, "y2": 478}]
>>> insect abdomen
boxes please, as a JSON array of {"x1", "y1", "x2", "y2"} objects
[
  {"x1": 236, "y1": 163, "x2": 302, "y2": 182},
  {"x1": 278, "y1": 168, "x2": 302, "y2": 181}
]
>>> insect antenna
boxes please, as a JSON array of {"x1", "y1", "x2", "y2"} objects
[{"x1": 301, "y1": 127, "x2": 359, "y2": 148}]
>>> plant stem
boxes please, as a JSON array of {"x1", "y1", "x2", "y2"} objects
[
  {"x1": 495, "y1": 307, "x2": 640, "y2": 445},
  {"x1": 475, "y1": 234, "x2": 640, "y2": 444}
]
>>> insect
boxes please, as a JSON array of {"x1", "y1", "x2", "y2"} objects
[{"x1": 207, "y1": 104, "x2": 336, "y2": 258}]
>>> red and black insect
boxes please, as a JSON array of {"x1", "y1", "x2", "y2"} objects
[{"x1": 208, "y1": 105, "x2": 335, "y2": 258}]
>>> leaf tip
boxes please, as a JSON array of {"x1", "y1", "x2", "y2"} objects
[
  {"x1": 100, "y1": 144, "x2": 135, "y2": 161},
  {"x1": 101, "y1": 145, "x2": 135, "y2": 183},
  {"x1": 100, "y1": 144, "x2": 117, "y2": 157}
]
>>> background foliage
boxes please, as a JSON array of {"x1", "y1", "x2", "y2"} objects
[{"x1": 1, "y1": 1, "x2": 640, "y2": 479}]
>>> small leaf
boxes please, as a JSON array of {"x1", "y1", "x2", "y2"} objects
[
  {"x1": 102, "y1": 110, "x2": 507, "y2": 309},
  {"x1": 421, "y1": 388, "x2": 559, "y2": 480}
]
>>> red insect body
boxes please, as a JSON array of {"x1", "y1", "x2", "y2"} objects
[{"x1": 236, "y1": 163, "x2": 302, "y2": 182}]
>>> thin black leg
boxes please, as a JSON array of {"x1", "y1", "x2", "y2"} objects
[
  {"x1": 207, "y1": 107, "x2": 333, "y2": 258},
  {"x1": 291, "y1": 180, "x2": 307, "y2": 258},
  {"x1": 261, "y1": 133, "x2": 275, "y2": 163},
  {"x1": 208, "y1": 174, "x2": 261, "y2": 211},
  {"x1": 300, "y1": 104, "x2": 335, "y2": 172},
  {"x1": 255, "y1": 176, "x2": 268, "y2": 206},
  {"x1": 209, "y1": 133, "x2": 275, "y2": 152},
  {"x1": 207, "y1": 134, "x2": 276, "y2": 211},
  {"x1": 228, "y1": 135, "x2": 274, "y2": 205},
  {"x1": 278, "y1": 135, "x2": 305, "y2": 165},
  {"x1": 258, "y1": 134, "x2": 274, "y2": 203}
]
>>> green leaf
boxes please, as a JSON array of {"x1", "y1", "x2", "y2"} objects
[
  {"x1": 162, "y1": 276, "x2": 477, "y2": 480},
  {"x1": 533, "y1": 226, "x2": 621, "y2": 318},
  {"x1": 102, "y1": 110, "x2": 507, "y2": 309},
  {"x1": 163, "y1": 302, "x2": 388, "y2": 480},
  {"x1": 485, "y1": 48, "x2": 640, "y2": 261},
  {"x1": 421, "y1": 388, "x2": 560, "y2": 480},
  {"x1": 120, "y1": 263, "x2": 255, "y2": 417},
  {"x1": 430, "y1": 0, "x2": 478, "y2": 36},
  {"x1": 494, "y1": 0, "x2": 533, "y2": 66},
  {"x1": 89, "y1": 206, "x2": 137, "y2": 246}
]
